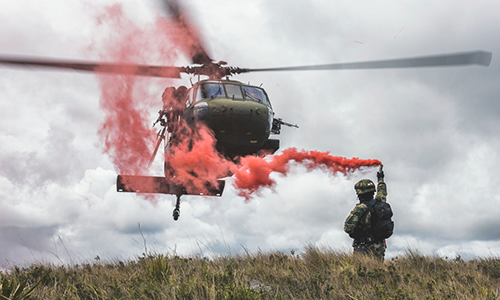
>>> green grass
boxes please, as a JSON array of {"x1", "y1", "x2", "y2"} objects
[{"x1": 1, "y1": 246, "x2": 500, "y2": 299}]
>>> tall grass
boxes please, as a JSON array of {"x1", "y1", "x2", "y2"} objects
[{"x1": 1, "y1": 246, "x2": 500, "y2": 299}]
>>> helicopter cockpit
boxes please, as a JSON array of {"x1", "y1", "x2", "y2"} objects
[{"x1": 193, "y1": 81, "x2": 271, "y2": 107}]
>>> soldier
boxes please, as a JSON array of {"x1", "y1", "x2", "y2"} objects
[{"x1": 344, "y1": 168, "x2": 387, "y2": 260}]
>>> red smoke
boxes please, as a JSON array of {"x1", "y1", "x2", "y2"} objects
[
  {"x1": 158, "y1": 87, "x2": 236, "y2": 195},
  {"x1": 165, "y1": 123, "x2": 237, "y2": 194},
  {"x1": 90, "y1": 4, "x2": 180, "y2": 177},
  {"x1": 90, "y1": 3, "x2": 232, "y2": 197},
  {"x1": 234, "y1": 148, "x2": 381, "y2": 199}
]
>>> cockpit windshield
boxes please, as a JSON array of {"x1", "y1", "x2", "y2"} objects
[
  {"x1": 225, "y1": 84, "x2": 243, "y2": 99},
  {"x1": 242, "y1": 86, "x2": 271, "y2": 106},
  {"x1": 196, "y1": 83, "x2": 225, "y2": 100},
  {"x1": 195, "y1": 82, "x2": 271, "y2": 107}
]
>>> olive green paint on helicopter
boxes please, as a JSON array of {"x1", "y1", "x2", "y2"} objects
[{"x1": 207, "y1": 98, "x2": 270, "y2": 148}]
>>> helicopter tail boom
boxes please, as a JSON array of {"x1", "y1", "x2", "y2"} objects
[{"x1": 116, "y1": 175, "x2": 225, "y2": 196}]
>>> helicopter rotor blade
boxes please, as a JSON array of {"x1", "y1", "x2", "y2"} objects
[
  {"x1": 244, "y1": 51, "x2": 492, "y2": 73},
  {"x1": 0, "y1": 56, "x2": 184, "y2": 78},
  {"x1": 163, "y1": 0, "x2": 212, "y2": 65}
]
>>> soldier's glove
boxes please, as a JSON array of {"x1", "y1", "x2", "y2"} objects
[{"x1": 377, "y1": 170, "x2": 384, "y2": 180}]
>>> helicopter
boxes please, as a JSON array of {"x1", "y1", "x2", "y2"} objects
[{"x1": 0, "y1": 0, "x2": 492, "y2": 220}]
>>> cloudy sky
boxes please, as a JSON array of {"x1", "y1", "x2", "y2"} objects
[{"x1": 0, "y1": 0, "x2": 499, "y2": 267}]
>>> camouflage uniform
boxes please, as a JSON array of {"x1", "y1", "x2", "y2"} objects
[{"x1": 344, "y1": 177, "x2": 387, "y2": 260}]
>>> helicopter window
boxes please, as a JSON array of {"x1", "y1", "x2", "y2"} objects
[
  {"x1": 242, "y1": 86, "x2": 271, "y2": 106},
  {"x1": 196, "y1": 83, "x2": 225, "y2": 100},
  {"x1": 224, "y1": 84, "x2": 243, "y2": 99}
]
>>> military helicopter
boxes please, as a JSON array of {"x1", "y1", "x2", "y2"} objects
[{"x1": 0, "y1": 0, "x2": 492, "y2": 220}]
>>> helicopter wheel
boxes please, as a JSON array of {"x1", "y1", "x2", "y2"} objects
[{"x1": 173, "y1": 194, "x2": 181, "y2": 221}]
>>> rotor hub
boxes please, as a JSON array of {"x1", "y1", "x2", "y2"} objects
[{"x1": 182, "y1": 62, "x2": 249, "y2": 79}]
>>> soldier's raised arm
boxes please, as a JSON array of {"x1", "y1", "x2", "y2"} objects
[{"x1": 375, "y1": 165, "x2": 387, "y2": 202}]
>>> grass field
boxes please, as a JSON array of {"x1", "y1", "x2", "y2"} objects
[{"x1": 1, "y1": 245, "x2": 500, "y2": 299}]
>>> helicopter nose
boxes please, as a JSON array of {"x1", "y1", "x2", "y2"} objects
[{"x1": 205, "y1": 99, "x2": 271, "y2": 147}]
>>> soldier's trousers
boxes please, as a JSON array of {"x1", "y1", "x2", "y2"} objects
[{"x1": 353, "y1": 240, "x2": 385, "y2": 260}]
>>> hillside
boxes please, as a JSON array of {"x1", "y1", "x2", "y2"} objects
[{"x1": 1, "y1": 246, "x2": 499, "y2": 299}]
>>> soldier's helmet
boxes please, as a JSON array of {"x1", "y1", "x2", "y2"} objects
[{"x1": 354, "y1": 179, "x2": 376, "y2": 195}]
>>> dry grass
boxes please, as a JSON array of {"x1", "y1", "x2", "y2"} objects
[{"x1": 2, "y1": 246, "x2": 500, "y2": 299}]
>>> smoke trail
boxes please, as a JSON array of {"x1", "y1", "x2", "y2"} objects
[
  {"x1": 90, "y1": 4, "x2": 180, "y2": 177},
  {"x1": 156, "y1": 86, "x2": 235, "y2": 195},
  {"x1": 165, "y1": 123, "x2": 237, "y2": 195},
  {"x1": 89, "y1": 4, "x2": 231, "y2": 196},
  {"x1": 234, "y1": 148, "x2": 382, "y2": 199}
]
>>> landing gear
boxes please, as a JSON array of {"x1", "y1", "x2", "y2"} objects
[{"x1": 173, "y1": 194, "x2": 181, "y2": 221}]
